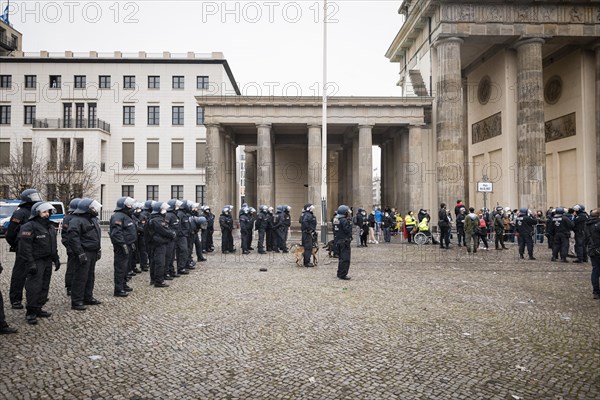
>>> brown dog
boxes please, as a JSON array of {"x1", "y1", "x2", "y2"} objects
[{"x1": 290, "y1": 243, "x2": 319, "y2": 267}]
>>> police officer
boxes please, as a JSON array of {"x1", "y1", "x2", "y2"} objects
[
  {"x1": 137, "y1": 200, "x2": 153, "y2": 271},
  {"x1": 255, "y1": 205, "x2": 268, "y2": 254},
  {"x1": 109, "y1": 197, "x2": 137, "y2": 297},
  {"x1": 548, "y1": 207, "x2": 574, "y2": 262},
  {"x1": 19, "y1": 202, "x2": 61, "y2": 325},
  {"x1": 147, "y1": 202, "x2": 175, "y2": 288},
  {"x1": 572, "y1": 204, "x2": 589, "y2": 263},
  {"x1": 165, "y1": 199, "x2": 182, "y2": 278},
  {"x1": 187, "y1": 202, "x2": 204, "y2": 265},
  {"x1": 61, "y1": 197, "x2": 81, "y2": 297},
  {"x1": 515, "y1": 208, "x2": 538, "y2": 260},
  {"x1": 272, "y1": 206, "x2": 284, "y2": 253},
  {"x1": 175, "y1": 199, "x2": 191, "y2": 275},
  {"x1": 219, "y1": 205, "x2": 235, "y2": 253},
  {"x1": 66, "y1": 198, "x2": 102, "y2": 310},
  {"x1": 301, "y1": 203, "x2": 317, "y2": 267},
  {"x1": 333, "y1": 205, "x2": 352, "y2": 280},
  {"x1": 266, "y1": 206, "x2": 274, "y2": 252},
  {"x1": 584, "y1": 208, "x2": 600, "y2": 299},
  {"x1": 282, "y1": 205, "x2": 291, "y2": 250},
  {"x1": 130, "y1": 202, "x2": 144, "y2": 275},
  {"x1": 0, "y1": 261, "x2": 18, "y2": 334},
  {"x1": 239, "y1": 206, "x2": 252, "y2": 254},
  {"x1": 493, "y1": 206, "x2": 508, "y2": 250},
  {"x1": 248, "y1": 207, "x2": 256, "y2": 250},
  {"x1": 5, "y1": 188, "x2": 44, "y2": 309},
  {"x1": 204, "y1": 206, "x2": 215, "y2": 252},
  {"x1": 189, "y1": 212, "x2": 208, "y2": 262}
]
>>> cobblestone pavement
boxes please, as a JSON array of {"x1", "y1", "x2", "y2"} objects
[{"x1": 1, "y1": 232, "x2": 599, "y2": 400}]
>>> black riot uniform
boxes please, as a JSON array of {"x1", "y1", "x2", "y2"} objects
[
  {"x1": 272, "y1": 206, "x2": 284, "y2": 252},
  {"x1": 136, "y1": 201, "x2": 152, "y2": 271},
  {"x1": 6, "y1": 189, "x2": 43, "y2": 308},
  {"x1": 333, "y1": 205, "x2": 353, "y2": 280},
  {"x1": 548, "y1": 208, "x2": 574, "y2": 262},
  {"x1": 573, "y1": 205, "x2": 589, "y2": 263},
  {"x1": 19, "y1": 202, "x2": 61, "y2": 324},
  {"x1": 189, "y1": 215, "x2": 208, "y2": 262},
  {"x1": 164, "y1": 200, "x2": 181, "y2": 278},
  {"x1": 205, "y1": 207, "x2": 215, "y2": 252},
  {"x1": 515, "y1": 208, "x2": 537, "y2": 260},
  {"x1": 147, "y1": 202, "x2": 175, "y2": 287},
  {"x1": 66, "y1": 199, "x2": 102, "y2": 309},
  {"x1": 61, "y1": 198, "x2": 81, "y2": 296},
  {"x1": 219, "y1": 206, "x2": 235, "y2": 253},
  {"x1": 301, "y1": 204, "x2": 317, "y2": 267},
  {"x1": 109, "y1": 197, "x2": 138, "y2": 296},
  {"x1": 176, "y1": 203, "x2": 191, "y2": 274},
  {"x1": 255, "y1": 206, "x2": 268, "y2": 254},
  {"x1": 282, "y1": 206, "x2": 291, "y2": 249},
  {"x1": 266, "y1": 207, "x2": 274, "y2": 251},
  {"x1": 239, "y1": 208, "x2": 252, "y2": 254}
]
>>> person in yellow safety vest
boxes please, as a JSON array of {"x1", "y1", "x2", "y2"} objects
[
  {"x1": 404, "y1": 211, "x2": 417, "y2": 243},
  {"x1": 418, "y1": 217, "x2": 439, "y2": 245},
  {"x1": 395, "y1": 213, "x2": 403, "y2": 235}
]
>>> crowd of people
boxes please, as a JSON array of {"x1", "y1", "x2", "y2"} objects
[{"x1": 1, "y1": 189, "x2": 599, "y2": 335}]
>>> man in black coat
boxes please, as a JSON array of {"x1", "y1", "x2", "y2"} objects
[
  {"x1": 301, "y1": 204, "x2": 317, "y2": 267},
  {"x1": 61, "y1": 198, "x2": 81, "y2": 297},
  {"x1": 334, "y1": 205, "x2": 353, "y2": 280},
  {"x1": 548, "y1": 207, "x2": 575, "y2": 262},
  {"x1": 147, "y1": 202, "x2": 176, "y2": 287},
  {"x1": 109, "y1": 197, "x2": 138, "y2": 296},
  {"x1": 515, "y1": 208, "x2": 538, "y2": 260}
]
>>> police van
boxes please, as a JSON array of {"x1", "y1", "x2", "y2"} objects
[{"x1": 0, "y1": 200, "x2": 65, "y2": 237}]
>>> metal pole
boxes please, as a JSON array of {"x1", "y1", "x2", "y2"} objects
[{"x1": 320, "y1": 0, "x2": 328, "y2": 244}]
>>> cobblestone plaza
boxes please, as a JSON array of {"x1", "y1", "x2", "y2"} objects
[{"x1": 1, "y1": 234, "x2": 598, "y2": 399}]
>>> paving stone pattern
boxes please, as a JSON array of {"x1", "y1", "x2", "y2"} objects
[{"x1": 1, "y1": 233, "x2": 599, "y2": 399}]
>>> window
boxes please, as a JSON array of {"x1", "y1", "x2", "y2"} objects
[
  {"x1": 196, "y1": 106, "x2": 205, "y2": 125},
  {"x1": 172, "y1": 76, "x2": 184, "y2": 89},
  {"x1": 171, "y1": 142, "x2": 184, "y2": 168},
  {"x1": 195, "y1": 185, "x2": 205, "y2": 205},
  {"x1": 0, "y1": 142, "x2": 10, "y2": 167},
  {"x1": 122, "y1": 142, "x2": 135, "y2": 169},
  {"x1": 99, "y1": 75, "x2": 111, "y2": 89},
  {"x1": 0, "y1": 75, "x2": 11, "y2": 88},
  {"x1": 171, "y1": 185, "x2": 184, "y2": 199},
  {"x1": 146, "y1": 185, "x2": 159, "y2": 201},
  {"x1": 75, "y1": 103, "x2": 85, "y2": 128},
  {"x1": 23, "y1": 142, "x2": 32, "y2": 168},
  {"x1": 50, "y1": 75, "x2": 61, "y2": 88},
  {"x1": 122, "y1": 185, "x2": 134, "y2": 197},
  {"x1": 197, "y1": 76, "x2": 209, "y2": 89},
  {"x1": 196, "y1": 142, "x2": 206, "y2": 168},
  {"x1": 148, "y1": 76, "x2": 160, "y2": 89},
  {"x1": 123, "y1": 75, "x2": 135, "y2": 89},
  {"x1": 148, "y1": 106, "x2": 160, "y2": 125},
  {"x1": 172, "y1": 106, "x2": 184, "y2": 126},
  {"x1": 24, "y1": 106, "x2": 36, "y2": 125},
  {"x1": 75, "y1": 139, "x2": 84, "y2": 170},
  {"x1": 25, "y1": 75, "x2": 37, "y2": 89},
  {"x1": 74, "y1": 75, "x2": 86, "y2": 89},
  {"x1": 123, "y1": 106, "x2": 135, "y2": 125},
  {"x1": 88, "y1": 103, "x2": 97, "y2": 127},
  {"x1": 0, "y1": 106, "x2": 10, "y2": 125},
  {"x1": 48, "y1": 138, "x2": 57, "y2": 170},
  {"x1": 147, "y1": 142, "x2": 159, "y2": 168}
]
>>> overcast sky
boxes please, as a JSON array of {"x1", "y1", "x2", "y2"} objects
[{"x1": 6, "y1": 0, "x2": 404, "y2": 97}]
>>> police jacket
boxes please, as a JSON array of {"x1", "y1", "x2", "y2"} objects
[
  {"x1": 548, "y1": 214, "x2": 575, "y2": 237},
  {"x1": 219, "y1": 214, "x2": 233, "y2": 231},
  {"x1": 61, "y1": 213, "x2": 76, "y2": 251},
  {"x1": 515, "y1": 214, "x2": 537, "y2": 236},
  {"x1": 176, "y1": 210, "x2": 191, "y2": 237},
  {"x1": 239, "y1": 214, "x2": 252, "y2": 233},
  {"x1": 255, "y1": 211, "x2": 268, "y2": 231},
  {"x1": 5, "y1": 203, "x2": 34, "y2": 249},
  {"x1": 67, "y1": 214, "x2": 101, "y2": 254},
  {"x1": 165, "y1": 211, "x2": 179, "y2": 238},
  {"x1": 18, "y1": 217, "x2": 58, "y2": 263},
  {"x1": 148, "y1": 214, "x2": 175, "y2": 245},
  {"x1": 206, "y1": 212, "x2": 215, "y2": 232},
  {"x1": 273, "y1": 212, "x2": 284, "y2": 230},
  {"x1": 301, "y1": 211, "x2": 317, "y2": 234},
  {"x1": 333, "y1": 216, "x2": 352, "y2": 242},
  {"x1": 573, "y1": 212, "x2": 589, "y2": 235},
  {"x1": 584, "y1": 217, "x2": 600, "y2": 255},
  {"x1": 189, "y1": 217, "x2": 203, "y2": 235},
  {"x1": 137, "y1": 210, "x2": 150, "y2": 236},
  {"x1": 109, "y1": 211, "x2": 137, "y2": 246},
  {"x1": 266, "y1": 213, "x2": 274, "y2": 230},
  {"x1": 282, "y1": 212, "x2": 291, "y2": 228}
]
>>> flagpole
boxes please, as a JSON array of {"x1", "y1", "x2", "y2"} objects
[{"x1": 320, "y1": 0, "x2": 328, "y2": 243}]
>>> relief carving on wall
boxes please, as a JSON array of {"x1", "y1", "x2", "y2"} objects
[
  {"x1": 440, "y1": 4, "x2": 596, "y2": 24},
  {"x1": 472, "y1": 112, "x2": 502, "y2": 145},
  {"x1": 545, "y1": 113, "x2": 576, "y2": 143},
  {"x1": 544, "y1": 75, "x2": 562, "y2": 105}
]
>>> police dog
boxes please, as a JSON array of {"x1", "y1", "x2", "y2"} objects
[
  {"x1": 291, "y1": 233, "x2": 319, "y2": 267},
  {"x1": 322, "y1": 240, "x2": 336, "y2": 258}
]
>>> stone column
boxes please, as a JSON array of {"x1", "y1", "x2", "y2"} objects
[
  {"x1": 515, "y1": 38, "x2": 546, "y2": 211},
  {"x1": 380, "y1": 143, "x2": 386, "y2": 208},
  {"x1": 307, "y1": 125, "x2": 322, "y2": 210},
  {"x1": 256, "y1": 124, "x2": 273, "y2": 207},
  {"x1": 244, "y1": 148, "x2": 257, "y2": 207},
  {"x1": 435, "y1": 37, "x2": 465, "y2": 206},
  {"x1": 397, "y1": 131, "x2": 409, "y2": 212},
  {"x1": 595, "y1": 43, "x2": 600, "y2": 206},
  {"x1": 223, "y1": 135, "x2": 231, "y2": 205},
  {"x1": 358, "y1": 125, "x2": 373, "y2": 209},
  {"x1": 352, "y1": 134, "x2": 359, "y2": 209},
  {"x1": 230, "y1": 141, "x2": 237, "y2": 210},
  {"x1": 408, "y1": 125, "x2": 423, "y2": 212},
  {"x1": 345, "y1": 141, "x2": 353, "y2": 206},
  {"x1": 205, "y1": 124, "x2": 222, "y2": 209}
]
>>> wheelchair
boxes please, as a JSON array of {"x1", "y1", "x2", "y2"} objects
[{"x1": 413, "y1": 230, "x2": 433, "y2": 245}]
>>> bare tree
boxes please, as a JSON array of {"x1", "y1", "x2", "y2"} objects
[{"x1": 0, "y1": 141, "x2": 46, "y2": 199}]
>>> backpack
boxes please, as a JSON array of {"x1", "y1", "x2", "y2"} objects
[{"x1": 479, "y1": 218, "x2": 487, "y2": 228}]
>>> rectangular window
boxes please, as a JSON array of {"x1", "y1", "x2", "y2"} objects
[
  {"x1": 23, "y1": 142, "x2": 32, "y2": 168},
  {"x1": 24, "y1": 105, "x2": 36, "y2": 125},
  {"x1": 75, "y1": 103, "x2": 85, "y2": 128},
  {"x1": 171, "y1": 185, "x2": 184, "y2": 199},
  {"x1": 146, "y1": 185, "x2": 159, "y2": 201},
  {"x1": 122, "y1": 142, "x2": 135, "y2": 169},
  {"x1": 172, "y1": 106, "x2": 184, "y2": 126},
  {"x1": 123, "y1": 75, "x2": 135, "y2": 89},
  {"x1": 48, "y1": 138, "x2": 57, "y2": 170},
  {"x1": 195, "y1": 185, "x2": 205, "y2": 205},
  {"x1": 50, "y1": 75, "x2": 61, "y2": 88},
  {"x1": 123, "y1": 106, "x2": 135, "y2": 125},
  {"x1": 147, "y1": 142, "x2": 159, "y2": 168},
  {"x1": 75, "y1": 139, "x2": 84, "y2": 170},
  {"x1": 196, "y1": 142, "x2": 206, "y2": 168},
  {"x1": 88, "y1": 103, "x2": 97, "y2": 127},
  {"x1": 196, "y1": 106, "x2": 205, "y2": 125},
  {"x1": 148, "y1": 106, "x2": 160, "y2": 125},
  {"x1": 99, "y1": 75, "x2": 111, "y2": 89},
  {"x1": 25, "y1": 75, "x2": 36, "y2": 89},
  {"x1": 171, "y1": 142, "x2": 184, "y2": 168},
  {"x1": 63, "y1": 103, "x2": 72, "y2": 127},
  {"x1": 172, "y1": 76, "x2": 184, "y2": 89},
  {"x1": 0, "y1": 142, "x2": 10, "y2": 167},
  {"x1": 0, "y1": 106, "x2": 11, "y2": 125},
  {"x1": 148, "y1": 76, "x2": 160, "y2": 89},
  {"x1": 74, "y1": 75, "x2": 86, "y2": 89},
  {"x1": 0, "y1": 75, "x2": 11, "y2": 88},
  {"x1": 122, "y1": 185, "x2": 134, "y2": 197},
  {"x1": 196, "y1": 76, "x2": 209, "y2": 89}
]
